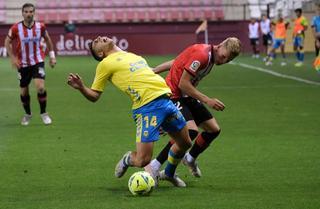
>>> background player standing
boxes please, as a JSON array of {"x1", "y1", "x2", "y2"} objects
[
  {"x1": 4, "y1": 3, "x2": 56, "y2": 125},
  {"x1": 265, "y1": 14, "x2": 289, "y2": 66},
  {"x1": 292, "y1": 8, "x2": 308, "y2": 67},
  {"x1": 260, "y1": 14, "x2": 272, "y2": 57},
  {"x1": 248, "y1": 18, "x2": 260, "y2": 58},
  {"x1": 145, "y1": 37, "x2": 241, "y2": 186}
]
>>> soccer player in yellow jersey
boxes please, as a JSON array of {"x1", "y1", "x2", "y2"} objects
[
  {"x1": 293, "y1": 8, "x2": 308, "y2": 67},
  {"x1": 266, "y1": 14, "x2": 289, "y2": 66},
  {"x1": 67, "y1": 36, "x2": 192, "y2": 187}
]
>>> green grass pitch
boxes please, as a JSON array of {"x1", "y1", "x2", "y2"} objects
[{"x1": 0, "y1": 54, "x2": 319, "y2": 209}]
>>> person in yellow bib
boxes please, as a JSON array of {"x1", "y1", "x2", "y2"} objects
[
  {"x1": 265, "y1": 14, "x2": 289, "y2": 66},
  {"x1": 293, "y1": 8, "x2": 308, "y2": 67},
  {"x1": 67, "y1": 36, "x2": 192, "y2": 187}
]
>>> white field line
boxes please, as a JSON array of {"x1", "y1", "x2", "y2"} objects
[{"x1": 230, "y1": 62, "x2": 320, "y2": 86}]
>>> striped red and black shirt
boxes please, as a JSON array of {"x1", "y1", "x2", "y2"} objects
[{"x1": 8, "y1": 21, "x2": 46, "y2": 68}]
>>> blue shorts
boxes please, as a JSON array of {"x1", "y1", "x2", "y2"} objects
[
  {"x1": 293, "y1": 36, "x2": 304, "y2": 47},
  {"x1": 273, "y1": 39, "x2": 285, "y2": 49},
  {"x1": 132, "y1": 96, "x2": 186, "y2": 143}
]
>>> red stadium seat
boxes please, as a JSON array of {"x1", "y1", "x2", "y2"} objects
[
  {"x1": 0, "y1": 11, "x2": 5, "y2": 23},
  {"x1": 58, "y1": 11, "x2": 69, "y2": 22},
  {"x1": 48, "y1": 10, "x2": 59, "y2": 23},
  {"x1": 104, "y1": 10, "x2": 115, "y2": 22},
  {"x1": 214, "y1": 9, "x2": 224, "y2": 20},
  {"x1": 169, "y1": 9, "x2": 180, "y2": 21},
  {"x1": 137, "y1": 9, "x2": 147, "y2": 22}
]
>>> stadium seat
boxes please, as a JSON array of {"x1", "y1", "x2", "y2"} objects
[
  {"x1": 169, "y1": 9, "x2": 180, "y2": 21},
  {"x1": 48, "y1": 10, "x2": 59, "y2": 23},
  {"x1": 137, "y1": 10, "x2": 147, "y2": 22},
  {"x1": 0, "y1": 10, "x2": 5, "y2": 23},
  {"x1": 36, "y1": 11, "x2": 46, "y2": 22},
  {"x1": 147, "y1": 9, "x2": 159, "y2": 22},
  {"x1": 214, "y1": 9, "x2": 224, "y2": 20},
  {"x1": 104, "y1": 10, "x2": 115, "y2": 22}
]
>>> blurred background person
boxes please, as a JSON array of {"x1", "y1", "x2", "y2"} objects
[
  {"x1": 248, "y1": 18, "x2": 260, "y2": 58},
  {"x1": 312, "y1": 3, "x2": 320, "y2": 57},
  {"x1": 292, "y1": 8, "x2": 308, "y2": 67},
  {"x1": 265, "y1": 13, "x2": 289, "y2": 66},
  {"x1": 260, "y1": 14, "x2": 272, "y2": 59}
]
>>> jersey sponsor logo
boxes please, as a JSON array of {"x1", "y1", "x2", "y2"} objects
[{"x1": 189, "y1": 60, "x2": 201, "y2": 72}]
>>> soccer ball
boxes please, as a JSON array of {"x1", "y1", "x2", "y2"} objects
[{"x1": 128, "y1": 171, "x2": 155, "y2": 196}]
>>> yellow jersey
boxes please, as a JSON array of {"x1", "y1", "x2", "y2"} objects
[
  {"x1": 91, "y1": 51, "x2": 171, "y2": 109},
  {"x1": 293, "y1": 16, "x2": 308, "y2": 37}
]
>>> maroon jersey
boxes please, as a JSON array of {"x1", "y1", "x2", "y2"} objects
[
  {"x1": 9, "y1": 21, "x2": 46, "y2": 68},
  {"x1": 166, "y1": 44, "x2": 214, "y2": 99}
]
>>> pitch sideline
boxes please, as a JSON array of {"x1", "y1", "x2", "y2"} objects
[{"x1": 230, "y1": 62, "x2": 320, "y2": 86}]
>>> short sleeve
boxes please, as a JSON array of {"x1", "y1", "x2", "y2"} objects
[
  {"x1": 91, "y1": 61, "x2": 112, "y2": 92},
  {"x1": 40, "y1": 22, "x2": 47, "y2": 36},
  {"x1": 183, "y1": 51, "x2": 208, "y2": 76},
  {"x1": 8, "y1": 24, "x2": 18, "y2": 39}
]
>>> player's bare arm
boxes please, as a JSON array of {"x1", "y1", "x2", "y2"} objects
[
  {"x1": 179, "y1": 71, "x2": 225, "y2": 111},
  {"x1": 153, "y1": 59, "x2": 174, "y2": 74},
  {"x1": 67, "y1": 73, "x2": 101, "y2": 102},
  {"x1": 4, "y1": 30, "x2": 20, "y2": 69},
  {"x1": 44, "y1": 31, "x2": 56, "y2": 68}
]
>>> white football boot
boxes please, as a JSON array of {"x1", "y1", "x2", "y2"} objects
[
  {"x1": 159, "y1": 170, "x2": 186, "y2": 187},
  {"x1": 40, "y1": 113, "x2": 52, "y2": 125},
  {"x1": 114, "y1": 151, "x2": 131, "y2": 178},
  {"x1": 182, "y1": 155, "x2": 202, "y2": 178},
  {"x1": 21, "y1": 114, "x2": 32, "y2": 126},
  {"x1": 144, "y1": 162, "x2": 160, "y2": 187}
]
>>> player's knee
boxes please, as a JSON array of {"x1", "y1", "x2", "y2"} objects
[
  {"x1": 202, "y1": 129, "x2": 221, "y2": 144},
  {"x1": 188, "y1": 129, "x2": 198, "y2": 141},
  {"x1": 37, "y1": 88, "x2": 46, "y2": 94}
]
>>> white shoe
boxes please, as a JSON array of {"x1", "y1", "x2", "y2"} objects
[
  {"x1": 265, "y1": 61, "x2": 272, "y2": 66},
  {"x1": 159, "y1": 170, "x2": 186, "y2": 187},
  {"x1": 182, "y1": 155, "x2": 202, "y2": 178},
  {"x1": 40, "y1": 113, "x2": 52, "y2": 125},
  {"x1": 114, "y1": 151, "x2": 131, "y2": 178},
  {"x1": 21, "y1": 114, "x2": 32, "y2": 126},
  {"x1": 294, "y1": 62, "x2": 303, "y2": 67},
  {"x1": 281, "y1": 61, "x2": 287, "y2": 66},
  {"x1": 144, "y1": 163, "x2": 160, "y2": 187}
]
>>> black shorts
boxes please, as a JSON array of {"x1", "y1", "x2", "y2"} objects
[
  {"x1": 18, "y1": 62, "x2": 45, "y2": 87},
  {"x1": 250, "y1": 38, "x2": 259, "y2": 46},
  {"x1": 171, "y1": 97, "x2": 213, "y2": 125},
  {"x1": 262, "y1": 33, "x2": 272, "y2": 46}
]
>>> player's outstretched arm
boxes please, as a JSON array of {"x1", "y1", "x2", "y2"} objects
[
  {"x1": 67, "y1": 73, "x2": 101, "y2": 102},
  {"x1": 179, "y1": 71, "x2": 225, "y2": 111},
  {"x1": 152, "y1": 59, "x2": 174, "y2": 74}
]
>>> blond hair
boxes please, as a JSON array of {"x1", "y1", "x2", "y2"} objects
[{"x1": 222, "y1": 37, "x2": 242, "y2": 61}]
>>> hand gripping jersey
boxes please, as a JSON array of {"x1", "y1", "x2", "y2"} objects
[
  {"x1": 8, "y1": 21, "x2": 46, "y2": 68},
  {"x1": 166, "y1": 44, "x2": 214, "y2": 99}
]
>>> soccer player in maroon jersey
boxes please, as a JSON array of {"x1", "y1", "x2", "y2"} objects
[
  {"x1": 145, "y1": 37, "x2": 241, "y2": 186},
  {"x1": 4, "y1": 3, "x2": 56, "y2": 125}
]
